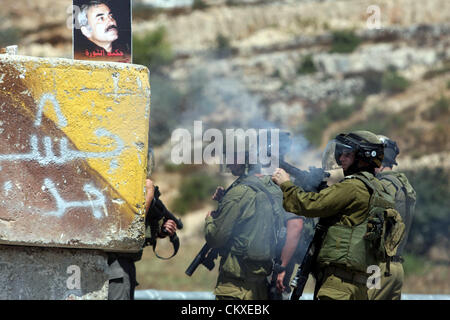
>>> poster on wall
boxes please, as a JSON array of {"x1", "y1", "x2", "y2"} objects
[{"x1": 72, "y1": 0, "x2": 132, "y2": 63}]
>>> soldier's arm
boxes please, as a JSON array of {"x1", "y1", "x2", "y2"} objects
[
  {"x1": 204, "y1": 186, "x2": 251, "y2": 248},
  {"x1": 279, "y1": 180, "x2": 359, "y2": 218},
  {"x1": 276, "y1": 217, "x2": 303, "y2": 292},
  {"x1": 281, "y1": 217, "x2": 303, "y2": 267},
  {"x1": 144, "y1": 179, "x2": 155, "y2": 214}
]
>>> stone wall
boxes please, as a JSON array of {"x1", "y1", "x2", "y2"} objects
[
  {"x1": 0, "y1": 54, "x2": 150, "y2": 252},
  {"x1": 0, "y1": 245, "x2": 108, "y2": 300}
]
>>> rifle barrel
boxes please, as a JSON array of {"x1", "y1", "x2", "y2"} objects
[{"x1": 185, "y1": 243, "x2": 211, "y2": 277}]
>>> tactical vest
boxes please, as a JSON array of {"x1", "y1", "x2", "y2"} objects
[
  {"x1": 317, "y1": 172, "x2": 405, "y2": 273},
  {"x1": 376, "y1": 171, "x2": 416, "y2": 256},
  {"x1": 230, "y1": 175, "x2": 286, "y2": 262}
]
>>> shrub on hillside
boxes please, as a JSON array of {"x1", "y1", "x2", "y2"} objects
[
  {"x1": 147, "y1": 74, "x2": 184, "y2": 147},
  {"x1": 381, "y1": 70, "x2": 410, "y2": 94},
  {"x1": 422, "y1": 96, "x2": 450, "y2": 121},
  {"x1": 329, "y1": 30, "x2": 361, "y2": 54},
  {"x1": 0, "y1": 27, "x2": 21, "y2": 47},
  {"x1": 133, "y1": 26, "x2": 173, "y2": 69},
  {"x1": 297, "y1": 55, "x2": 317, "y2": 75},
  {"x1": 171, "y1": 172, "x2": 225, "y2": 215},
  {"x1": 215, "y1": 33, "x2": 234, "y2": 58},
  {"x1": 304, "y1": 97, "x2": 365, "y2": 146}
]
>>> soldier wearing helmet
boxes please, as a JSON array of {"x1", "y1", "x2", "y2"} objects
[
  {"x1": 368, "y1": 135, "x2": 416, "y2": 300},
  {"x1": 204, "y1": 134, "x2": 302, "y2": 300},
  {"x1": 272, "y1": 130, "x2": 394, "y2": 300}
]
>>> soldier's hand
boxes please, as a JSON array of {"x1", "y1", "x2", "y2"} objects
[
  {"x1": 160, "y1": 219, "x2": 177, "y2": 238},
  {"x1": 206, "y1": 210, "x2": 219, "y2": 219},
  {"x1": 212, "y1": 186, "x2": 225, "y2": 201},
  {"x1": 272, "y1": 168, "x2": 290, "y2": 186},
  {"x1": 276, "y1": 271, "x2": 286, "y2": 293}
]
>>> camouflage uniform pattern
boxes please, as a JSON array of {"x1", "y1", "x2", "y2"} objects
[
  {"x1": 204, "y1": 175, "x2": 284, "y2": 300},
  {"x1": 280, "y1": 176, "x2": 374, "y2": 300}
]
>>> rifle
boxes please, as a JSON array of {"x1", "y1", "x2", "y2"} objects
[
  {"x1": 185, "y1": 243, "x2": 219, "y2": 276},
  {"x1": 185, "y1": 182, "x2": 230, "y2": 277},
  {"x1": 265, "y1": 130, "x2": 329, "y2": 192},
  {"x1": 289, "y1": 222, "x2": 329, "y2": 300},
  {"x1": 279, "y1": 159, "x2": 329, "y2": 192},
  {"x1": 267, "y1": 224, "x2": 288, "y2": 300},
  {"x1": 267, "y1": 260, "x2": 285, "y2": 300},
  {"x1": 144, "y1": 186, "x2": 184, "y2": 259},
  {"x1": 145, "y1": 146, "x2": 183, "y2": 259}
]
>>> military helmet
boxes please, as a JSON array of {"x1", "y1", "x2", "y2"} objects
[
  {"x1": 377, "y1": 135, "x2": 400, "y2": 167},
  {"x1": 334, "y1": 130, "x2": 384, "y2": 168},
  {"x1": 323, "y1": 131, "x2": 384, "y2": 175},
  {"x1": 220, "y1": 132, "x2": 261, "y2": 175}
]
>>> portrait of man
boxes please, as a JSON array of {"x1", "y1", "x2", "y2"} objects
[{"x1": 73, "y1": 0, "x2": 132, "y2": 63}]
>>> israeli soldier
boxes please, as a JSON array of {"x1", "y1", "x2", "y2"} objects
[
  {"x1": 204, "y1": 151, "x2": 286, "y2": 300},
  {"x1": 368, "y1": 136, "x2": 416, "y2": 300},
  {"x1": 272, "y1": 131, "x2": 402, "y2": 300},
  {"x1": 107, "y1": 147, "x2": 178, "y2": 300}
]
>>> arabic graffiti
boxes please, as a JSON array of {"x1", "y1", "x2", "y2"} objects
[
  {"x1": 3, "y1": 181, "x2": 12, "y2": 196},
  {"x1": 0, "y1": 128, "x2": 124, "y2": 166},
  {"x1": 0, "y1": 93, "x2": 124, "y2": 219},
  {"x1": 35, "y1": 93, "x2": 68, "y2": 128},
  {"x1": 43, "y1": 178, "x2": 107, "y2": 219}
]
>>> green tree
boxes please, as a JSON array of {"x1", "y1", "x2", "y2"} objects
[{"x1": 133, "y1": 26, "x2": 173, "y2": 70}]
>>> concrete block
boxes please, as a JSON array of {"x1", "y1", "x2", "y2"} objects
[
  {"x1": 0, "y1": 54, "x2": 151, "y2": 251},
  {"x1": 0, "y1": 245, "x2": 108, "y2": 300}
]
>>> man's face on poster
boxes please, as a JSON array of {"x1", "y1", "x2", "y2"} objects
[{"x1": 81, "y1": 3, "x2": 118, "y2": 48}]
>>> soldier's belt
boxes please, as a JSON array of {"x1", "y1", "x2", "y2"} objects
[
  {"x1": 391, "y1": 255, "x2": 404, "y2": 263},
  {"x1": 324, "y1": 265, "x2": 368, "y2": 285}
]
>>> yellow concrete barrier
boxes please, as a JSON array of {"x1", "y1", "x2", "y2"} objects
[{"x1": 0, "y1": 54, "x2": 151, "y2": 251}]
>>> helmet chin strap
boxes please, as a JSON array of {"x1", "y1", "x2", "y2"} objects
[
  {"x1": 344, "y1": 160, "x2": 375, "y2": 176},
  {"x1": 344, "y1": 161, "x2": 359, "y2": 176}
]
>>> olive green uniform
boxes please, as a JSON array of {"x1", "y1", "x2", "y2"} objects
[
  {"x1": 368, "y1": 171, "x2": 415, "y2": 300},
  {"x1": 205, "y1": 175, "x2": 284, "y2": 300},
  {"x1": 107, "y1": 252, "x2": 141, "y2": 300},
  {"x1": 107, "y1": 213, "x2": 166, "y2": 300},
  {"x1": 280, "y1": 173, "x2": 381, "y2": 300}
]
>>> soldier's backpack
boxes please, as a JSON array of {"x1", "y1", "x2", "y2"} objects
[
  {"x1": 355, "y1": 172, "x2": 406, "y2": 274},
  {"x1": 230, "y1": 176, "x2": 286, "y2": 262},
  {"x1": 377, "y1": 172, "x2": 416, "y2": 255}
]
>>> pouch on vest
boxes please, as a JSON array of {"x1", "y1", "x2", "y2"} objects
[
  {"x1": 318, "y1": 172, "x2": 406, "y2": 273},
  {"x1": 396, "y1": 173, "x2": 416, "y2": 203},
  {"x1": 318, "y1": 221, "x2": 378, "y2": 273}
]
